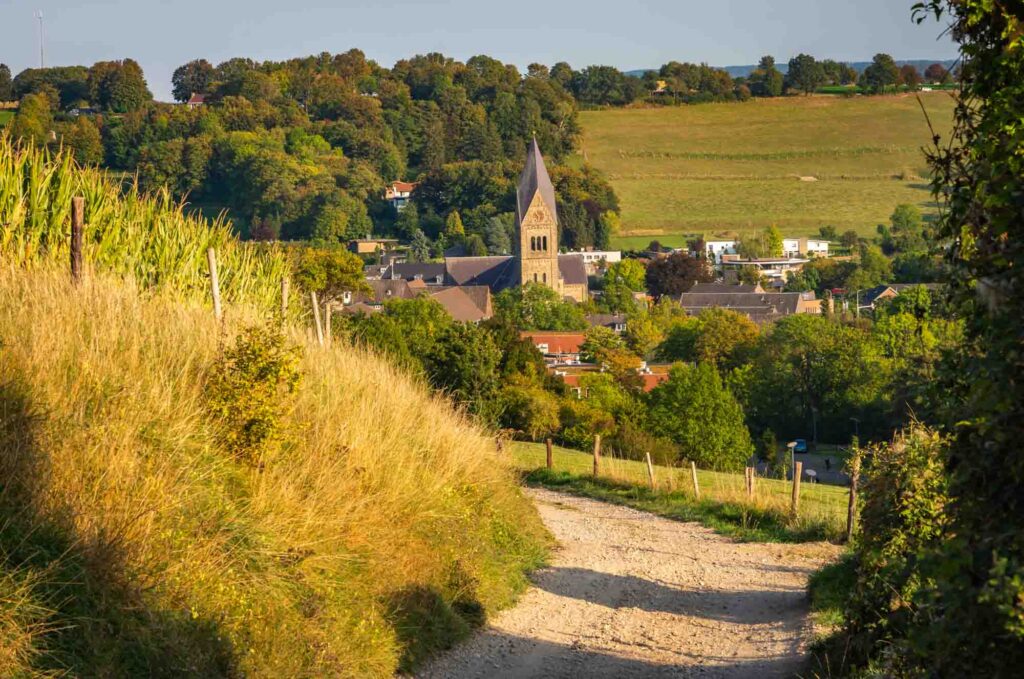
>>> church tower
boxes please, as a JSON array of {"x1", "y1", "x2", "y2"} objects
[{"x1": 516, "y1": 138, "x2": 561, "y2": 294}]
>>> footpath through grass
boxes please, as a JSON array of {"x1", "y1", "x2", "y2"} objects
[{"x1": 512, "y1": 442, "x2": 848, "y2": 543}]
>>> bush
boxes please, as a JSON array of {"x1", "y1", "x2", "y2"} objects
[
  {"x1": 206, "y1": 322, "x2": 302, "y2": 466},
  {"x1": 498, "y1": 385, "x2": 561, "y2": 441},
  {"x1": 819, "y1": 425, "x2": 949, "y2": 674},
  {"x1": 606, "y1": 420, "x2": 680, "y2": 466}
]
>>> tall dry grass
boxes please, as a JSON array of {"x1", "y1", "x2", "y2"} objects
[{"x1": 0, "y1": 266, "x2": 547, "y2": 676}]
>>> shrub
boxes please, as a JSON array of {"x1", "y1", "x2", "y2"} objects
[
  {"x1": 606, "y1": 420, "x2": 680, "y2": 466},
  {"x1": 206, "y1": 322, "x2": 302, "y2": 465},
  {"x1": 498, "y1": 385, "x2": 561, "y2": 441}
]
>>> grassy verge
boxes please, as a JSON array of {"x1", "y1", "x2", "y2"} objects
[
  {"x1": 512, "y1": 442, "x2": 848, "y2": 543},
  {"x1": 0, "y1": 267, "x2": 549, "y2": 676}
]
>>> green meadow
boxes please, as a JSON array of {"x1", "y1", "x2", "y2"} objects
[{"x1": 575, "y1": 93, "x2": 956, "y2": 248}]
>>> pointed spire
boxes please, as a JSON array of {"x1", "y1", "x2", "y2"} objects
[{"x1": 516, "y1": 137, "x2": 558, "y2": 225}]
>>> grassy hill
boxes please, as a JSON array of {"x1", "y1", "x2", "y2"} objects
[
  {"x1": 0, "y1": 139, "x2": 548, "y2": 676},
  {"x1": 575, "y1": 93, "x2": 956, "y2": 249}
]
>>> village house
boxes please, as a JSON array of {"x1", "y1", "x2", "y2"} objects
[
  {"x1": 519, "y1": 331, "x2": 587, "y2": 365},
  {"x1": 349, "y1": 237, "x2": 400, "y2": 256},
  {"x1": 585, "y1": 313, "x2": 628, "y2": 334},
  {"x1": 186, "y1": 93, "x2": 206, "y2": 110},
  {"x1": 857, "y1": 283, "x2": 940, "y2": 313},
  {"x1": 384, "y1": 181, "x2": 417, "y2": 211},
  {"x1": 679, "y1": 282, "x2": 821, "y2": 323},
  {"x1": 570, "y1": 249, "x2": 622, "y2": 275},
  {"x1": 720, "y1": 254, "x2": 810, "y2": 288},
  {"x1": 341, "y1": 277, "x2": 493, "y2": 323},
  {"x1": 782, "y1": 237, "x2": 830, "y2": 258}
]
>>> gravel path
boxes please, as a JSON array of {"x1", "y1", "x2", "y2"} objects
[{"x1": 417, "y1": 488, "x2": 839, "y2": 678}]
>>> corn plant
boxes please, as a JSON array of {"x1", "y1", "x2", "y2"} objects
[{"x1": 0, "y1": 134, "x2": 290, "y2": 313}]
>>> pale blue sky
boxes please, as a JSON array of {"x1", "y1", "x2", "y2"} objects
[{"x1": 1, "y1": 1, "x2": 957, "y2": 101}]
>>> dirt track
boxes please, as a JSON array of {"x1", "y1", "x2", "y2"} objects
[{"x1": 417, "y1": 488, "x2": 839, "y2": 678}]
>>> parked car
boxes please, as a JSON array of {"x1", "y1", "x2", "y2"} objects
[{"x1": 793, "y1": 439, "x2": 808, "y2": 453}]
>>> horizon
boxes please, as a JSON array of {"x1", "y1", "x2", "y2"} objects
[{"x1": 1, "y1": 0, "x2": 957, "y2": 101}]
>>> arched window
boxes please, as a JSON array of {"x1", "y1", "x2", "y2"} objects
[
  {"x1": 542, "y1": 273, "x2": 547, "y2": 283},
  {"x1": 542, "y1": 236, "x2": 548, "y2": 251},
  {"x1": 533, "y1": 273, "x2": 538, "y2": 282}
]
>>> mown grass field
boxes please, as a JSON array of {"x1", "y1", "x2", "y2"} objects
[
  {"x1": 0, "y1": 111, "x2": 14, "y2": 127},
  {"x1": 512, "y1": 442, "x2": 849, "y2": 542},
  {"x1": 575, "y1": 93, "x2": 957, "y2": 249}
]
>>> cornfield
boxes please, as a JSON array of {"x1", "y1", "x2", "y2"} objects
[{"x1": 0, "y1": 134, "x2": 289, "y2": 313}]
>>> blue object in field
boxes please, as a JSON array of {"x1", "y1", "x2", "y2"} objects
[{"x1": 793, "y1": 439, "x2": 808, "y2": 453}]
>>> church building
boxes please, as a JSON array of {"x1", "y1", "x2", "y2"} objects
[{"x1": 440, "y1": 139, "x2": 589, "y2": 302}]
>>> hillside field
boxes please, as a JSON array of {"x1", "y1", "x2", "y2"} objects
[
  {"x1": 575, "y1": 93, "x2": 956, "y2": 249},
  {"x1": 0, "y1": 111, "x2": 13, "y2": 127}
]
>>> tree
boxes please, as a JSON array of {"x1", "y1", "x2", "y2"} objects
[
  {"x1": 464, "y1": 233, "x2": 488, "y2": 256},
  {"x1": 862, "y1": 53, "x2": 900, "y2": 93},
  {"x1": 899, "y1": 64, "x2": 923, "y2": 88},
  {"x1": 580, "y1": 326, "x2": 625, "y2": 363},
  {"x1": 787, "y1": 54, "x2": 825, "y2": 95},
  {"x1": 498, "y1": 385, "x2": 560, "y2": 440},
  {"x1": 409, "y1": 230, "x2": 432, "y2": 262},
  {"x1": 493, "y1": 284, "x2": 588, "y2": 331},
  {"x1": 624, "y1": 314, "x2": 664, "y2": 359},
  {"x1": 693, "y1": 308, "x2": 759, "y2": 369},
  {"x1": 923, "y1": 62, "x2": 948, "y2": 83},
  {"x1": 292, "y1": 247, "x2": 369, "y2": 306},
  {"x1": 88, "y1": 59, "x2": 152, "y2": 112},
  {"x1": 444, "y1": 210, "x2": 465, "y2": 238},
  {"x1": 745, "y1": 314, "x2": 890, "y2": 442},
  {"x1": 171, "y1": 59, "x2": 215, "y2": 102},
  {"x1": 764, "y1": 224, "x2": 784, "y2": 258},
  {"x1": 646, "y1": 363, "x2": 754, "y2": 470},
  {"x1": 9, "y1": 93, "x2": 52, "y2": 145},
  {"x1": 0, "y1": 63, "x2": 12, "y2": 101},
  {"x1": 484, "y1": 214, "x2": 512, "y2": 254},
  {"x1": 63, "y1": 115, "x2": 103, "y2": 165},
  {"x1": 748, "y1": 55, "x2": 784, "y2": 97},
  {"x1": 424, "y1": 322, "x2": 502, "y2": 417},
  {"x1": 645, "y1": 252, "x2": 712, "y2": 298}
]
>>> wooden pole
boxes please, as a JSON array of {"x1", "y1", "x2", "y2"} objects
[
  {"x1": 206, "y1": 247, "x2": 222, "y2": 321},
  {"x1": 645, "y1": 453, "x2": 656, "y2": 490},
  {"x1": 690, "y1": 461, "x2": 700, "y2": 500},
  {"x1": 311, "y1": 291, "x2": 324, "y2": 346},
  {"x1": 324, "y1": 301, "x2": 332, "y2": 347},
  {"x1": 592, "y1": 434, "x2": 601, "y2": 477},
  {"x1": 280, "y1": 277, "x2": 290, "y2": 322},
  {"x1": 546, "y1": 438, "x2": 553, "y2": 470},
  {"x1": 70, "y1": 196, "x2": 84, "y2": 283},
  {"x1": 745, "y1": 467, "x2": 754, "y2": 500},
  {"x1": 792, "y1": 461, "x2": 803, "y2": 518}
]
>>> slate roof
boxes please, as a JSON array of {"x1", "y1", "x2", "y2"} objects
[
  {"x1": 354, "y1": 279, "x2": 418, "y2": 305},
  {"x1": 557, "y1": 254, "x2": 588, "y2": 286},
  {"x1": 678, "y1": 291, "x2": 812, "y2": 322},
  {"x1": 444, "y1": 256, "x2": 517, "y2": 290},
  {"x1": 429, "y1": 286, "x2": 493, "y2": 323},
  {"x1": 381, "y1": 262, "x2": 447, "y2": 284},
  {"x1": 516, "y1": 138, "x2": 558, "y2": 226},
  {"x1": 586, "y1": 313, "x2": 628, "y2": 329}
]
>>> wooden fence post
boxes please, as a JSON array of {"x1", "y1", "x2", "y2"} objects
[
  {"x1": 546, "y1": 438, "x2": 553, "y2": 470},
  {"x1": 324, "y1": 301, "x2": 332, "y2": 347},
  {"x1": 645, "y1": 453, "x2": 656, "y2": 490},
  {"x1": 70, "y1": 196, "x2": 84, "y2": 283},
  {"x1": 311, "y1": 291, "x2": 324, "y2": 346},
  {"x1": 690, "y1": 461, "x2": 700, "y2": 500},
  {"x1": 791, "y1": 461, "x2": 803, "y2": 518},
  {"x1": 280, "y1": 277, "x2": 290, "y2": 323},
  {"x1": 846, "y1": 449, "x2": 862, "y2": 542},
  {"x1": 206, "y1": 248, "x2": 222, "y2": 321},
  {"x1": 745, "y1": 466, "x2": 755, "y2": 500},
  {"x1": 592, "y1": 434, "x2": 601, "y2": 477}
]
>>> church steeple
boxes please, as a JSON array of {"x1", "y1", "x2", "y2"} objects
[
  {"x1": 515, "y1": 138, "x2": 561, "y2": 292},
  {"x1": 516, "y1": 137, "x2": 558, "y2": 227}
]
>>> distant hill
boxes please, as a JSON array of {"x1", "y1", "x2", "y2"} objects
[{"x1": 626, "y1": 59, "x2": 957, "y2": 79}]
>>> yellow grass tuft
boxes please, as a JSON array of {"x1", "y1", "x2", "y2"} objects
[{"x1": 0, "y1": 266, "x2": 548, "y2": 676}]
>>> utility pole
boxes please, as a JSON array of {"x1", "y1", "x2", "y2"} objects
[{"x1": 34, "y1": 10, "x2": 45, "y2": 68}]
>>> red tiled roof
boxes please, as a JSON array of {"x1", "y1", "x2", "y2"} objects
[
  {"x1": 390, "y1": 181, "x2": 417, "y2": 192},
  {"x1": 520, "y1": 331, "x2": 586, "y2": 354}
]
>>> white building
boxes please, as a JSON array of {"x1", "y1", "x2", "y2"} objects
[
  {"x1": 571, "y1": 250, "x2": 622, "y2": 274},
  {"x1": 782, "y1": 238, "x2": 830, "y2": 258},
  {"x1": 702, "y1": 240, "x2": 737, "y2": 265},
  {"x1": 384, "y1": 181, "x2": 417, "y2": 211}
]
